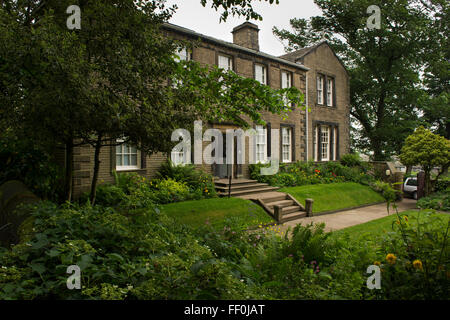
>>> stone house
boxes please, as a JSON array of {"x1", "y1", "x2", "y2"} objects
[{"x1": 69, "y1": 22, "x2": 350, "y2": 197}]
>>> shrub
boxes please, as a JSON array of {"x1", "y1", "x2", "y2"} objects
[
  {"x1": 0, "y1": 201, "x2": 254, "y2": 300},
  {"x1": 157, "y1": 161, "x2": 217, "y2": 198},
  {"x1": 340, "y1": 153, "x2": 362, "y2": 167},
  {"x1": 434, "y1": 176, "x2": 450, "y2": 193},
  {"x1": 417, "y1": 192, "x2": 450, "y2": 211},
  {"x1": 150, "y1": 178, "x2": 192, "y2": 204},
  {"x1": 370, "y1": 211, "x2": 450, "y2": 299},
  {"x1": 0, "y1": 134, "x2": 63, "y2": 201}
]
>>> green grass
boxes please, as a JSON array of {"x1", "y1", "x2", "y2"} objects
[
  {"x1": 329, "y1": 209, "x2": 449, "y2": 245},
  {"x1": 280, "y1": 182, "x2": 385, "y2": 213},
  {"x1": 161, "y1": 197, "x2": 274, "y2": 229}
]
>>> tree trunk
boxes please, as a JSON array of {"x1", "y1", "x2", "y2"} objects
[
  {"x1": 89, "y1": 135, "x2": 103, "y2": 205},
  {"x1": 64, "y1": 140, "x2": 74, "y2": 202},
  {"x1": 406, "y1": 165, "x2": 412, "y2": 176}
]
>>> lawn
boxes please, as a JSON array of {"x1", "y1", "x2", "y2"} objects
[
  {"x1": 280, "y1": 182, "x2": 385, "y2": 213},
  {"x1": 329, "y1": 209, "x2": 450, "y2": 244},
  {"x1": 161, "y1": 197, "x2": 274, "y2": 229}
]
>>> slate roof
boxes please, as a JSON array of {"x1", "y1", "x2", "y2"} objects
[{"x1": 162, "y1": 23, "x2": 309, "y2": 72}]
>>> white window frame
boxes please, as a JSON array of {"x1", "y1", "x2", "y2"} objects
[
  {"x1": 281, "y1": 71, "x2": 292, "y2": 105},
  {"x1": 218, "y1": 54, "x2": 232, "y2": 71},
  {"x1": 255, "y1": 125, "x2": 267, "y2": 163},
  {"x1": 175, "y1": 47, "x2": 192, "y2": 62},
  {"x1": 321, "y1": 126, "x2": 330, "y2": 161},
  {"x1": 255, "y1": 64, "x2": 267, "y2": 85},
  {"x1": 333, "y1": 127, "x2": 337, "y2": 161},
  {"x1": 317, "y1": 75, "x2": 324, "y2": 105},
  {"x1": 327, "y1": 77, "x2": 333, "y2": 106},
  {"x1": 116, "y1": 139, "x2": 140, "y2": 171},
  {"x1": 281, "y1": 127, "x2": 292, "y2": 163}
]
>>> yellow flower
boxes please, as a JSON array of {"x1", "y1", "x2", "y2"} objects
[
  {"x1": 374, "y1": 261, "x2": 381, "y2": 266},
  {"x1": 413, "y1": 260, "x2": 423, "y2": 270},
  {"x1": 403, "y1": 215, "x2": 408, "y2": 222},
  {"x1": 386, "y1": 253, "x2": 397, "y2": 265}
]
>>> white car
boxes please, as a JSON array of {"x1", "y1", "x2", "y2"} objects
[{"x1": 403, "y1": 177, "x2": 418, "y2": 200}]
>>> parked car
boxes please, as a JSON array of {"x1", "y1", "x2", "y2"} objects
[{"x1": 404, "y1": 177, "x2": 418, "y2": 200}]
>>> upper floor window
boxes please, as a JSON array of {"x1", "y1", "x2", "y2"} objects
[
  {"x1": 175, "y1": 47, "x2": 192, "y2": 62},
  {"x1": 317, "y1": 75, "x2": 324, "y2": 105},
  {"x1": 116, "y1": 140, "x2": 140, "y2": 171},
  {"x1": 281, "y1": 71, "x2": 292, "y2": 105},
  {"x1": 218, "y1": 55, "x2": 232, "y2": 71},
  {"x1": 255, "y1": 64, "x2": 267, "y2": 85},
  {"x1": 327, "y1": 77, "x2": 334, "y2": 106}
]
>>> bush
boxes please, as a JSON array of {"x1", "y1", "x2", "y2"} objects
[
  {"x1": 340, "y1": 153, "x2": 362, "y2": 167},
  {"x1": 434, "y1": 176, "x2": 450, "y2": 193},
  {"x1": 417, "y1": 192, "x2": 450, "y2": 211},
  {"x1": 0, "y1": 201, "x2": 254, "y2": 299},
  {"x1": 0, "y1": 134, "x2": 63, "y2": 201},
  {"x1": 157, "y1": 161, "x2": 217, "y2": 198},
  {"x1": 149, "y1": 178, "x2": 192, "y2": 204},
  {"x1": 371, "y1": 211, "x2": 450, "y2": 299}
]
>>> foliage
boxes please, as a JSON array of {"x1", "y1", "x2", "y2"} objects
[
  {"x1": 372, "y1": 210, "x2": 450, "y2": 299},
  {"x1": 250, "y1": 160, "x2": 374, "y2": 188},
  {"x1": 149, "y1": 178, "x2": 192, "y2": 205},
  {"x1": 156, "y1": 160, "x2": 217, "y2": 198},
  {"x1": 400, "y1": 126, "x2": 450, "y2": 195},
  {"x1": 417, "y1": 192, "x2": 450, "y2": 211},
  {"x1": 434, "y1": 176, "x2": 450, "y2": 193},
  {"x1": 340, "y1": 153, "x2": 362, "y2": 168},
  {"x1": 0, "y1": 201, "x2": 254, "y2": 299},
  {"x1": 0, "y1": 133, "x2": 63, "y2": 201}
]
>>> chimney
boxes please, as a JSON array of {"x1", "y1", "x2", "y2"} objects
[{"x1": 232, "y1": 22, "x2": 260, "y2": 51}]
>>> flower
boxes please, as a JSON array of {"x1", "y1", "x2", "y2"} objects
[
  {"x1": 374, "y1": 261, "x2": 381, "y2": 266},
  {"x1": 386, "y1": 253, "x2": 397, "y2": 265},
  {"x1": 413, "y1": 259, "x2": 423, "y2": 270}
]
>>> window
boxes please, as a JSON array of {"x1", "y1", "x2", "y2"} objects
[
  {"x1": 218, "y1": 55, "x2": 232, "y2": 71},
  {"x1": 255, "y1": 64, "x2": 267, "y2": 85},
  {"x1": 171, "y1": 149, "x2": 185, "y2": 166},
  {"x1": 327, "y1": 77, "x2": 334, "y2": 106},
  {"x1": 281, "y1": 71, "x2": 292, "y2": 105},
  {"x1": 116, "y1": 140, "x2": 140, "y2": 171},
  {"x1": 406, "y1": 178, "x2": 418, "y2": 186},
  {"x1": 255, "y1": 125, "x2": 267, "y2": 163},
  {"x1": 321, "y1": 126, "x2": 330, "y2": 161},
  {"x1": 282, "y1": 127, "x2": 292, "y2": 163},
  {"x1": 317, "y1": 75, "x2": 324, "y2": 105},
  {"x1": 175, "y1": 47, "x2": 192, "y2": 62}
]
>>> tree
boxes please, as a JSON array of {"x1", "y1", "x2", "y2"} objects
[
  {"x1": 0, "y1": 0, "x2": 302, "y2": 204},
  {"x1": 273, "y1": 0, "x2": 442, "y2": 160},
  {"x1": 400, "y1": 126, "x2": 450, "y2": 196}
]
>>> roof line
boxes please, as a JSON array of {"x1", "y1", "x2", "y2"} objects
[{"x1": 162, "y1": 23, "x2": 309, "y2": 72}]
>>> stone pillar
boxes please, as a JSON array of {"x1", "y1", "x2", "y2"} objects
[{"x1": 273, "y1": 205, "x2": 283, "y2": 223}]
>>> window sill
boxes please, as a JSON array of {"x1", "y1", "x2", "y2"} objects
[{"x1": 114, "y1": 168, "x2": 146, "y2": 173}]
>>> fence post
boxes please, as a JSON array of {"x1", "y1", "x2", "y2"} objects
[{"x1": 305, "y1": 199, "x2": 314, "y2": 217}]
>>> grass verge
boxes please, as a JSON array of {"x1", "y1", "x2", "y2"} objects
[
  {"x1": 280, "y1": 182, "x2": 385, "y2": 213},
  {"x1": 161, "y1": 197, "x2": 274, "y2": 229}
]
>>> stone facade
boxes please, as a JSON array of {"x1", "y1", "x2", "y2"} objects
[{"x1": 68, "y1": 23, "x2": 350, "y2": 198}]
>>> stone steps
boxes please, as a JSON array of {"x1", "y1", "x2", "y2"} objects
[{"x1": 215, "y1": 179, "x2": 279, "y2": 197}]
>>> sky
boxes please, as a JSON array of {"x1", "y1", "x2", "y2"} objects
[{"x1": 165, "y1": 0, "x2": 323, "y2": 57}]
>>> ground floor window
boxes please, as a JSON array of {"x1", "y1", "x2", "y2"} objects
[
  {"x1": 313, "y1": 124, "x2": 338, "y2": 162},
  {"x1": 282, "y1": 127, "x2": 292, "y2": 163},
  {"x1": 255, "y1": 125, "x2": 267, "y2": 163},
  {"x1": 116, "y1": 140, "x2": 140, "y2": 170}
]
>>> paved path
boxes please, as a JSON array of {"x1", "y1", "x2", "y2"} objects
[{"x1": 280, "y1": 198, "x2": 418, "y2": 233}]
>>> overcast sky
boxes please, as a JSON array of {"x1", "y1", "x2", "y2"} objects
[{"x1": 165, "y1": 0, "x2": 323, "y2": 57}]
